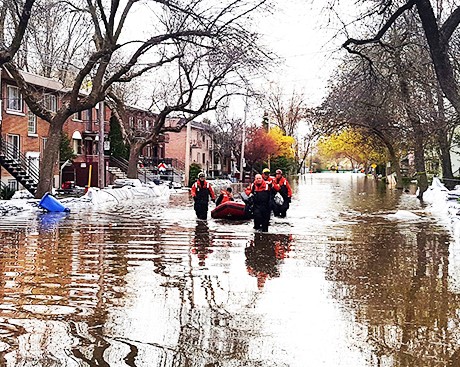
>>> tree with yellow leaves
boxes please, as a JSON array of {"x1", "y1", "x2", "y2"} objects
[{"x1": 317, "y1": 129, "x2": 387, "y2": 171}]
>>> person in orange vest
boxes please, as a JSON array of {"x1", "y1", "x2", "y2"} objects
[
  {"x1": 272, "y1": 169, "x2": 292, "y2": 218},
  {"x1": 246, "y1": 173, "x2": 271, "y2": 232},
  {"x1": 191, "y1": 172, "x2": 216, "y2": 220},
  {"x1": 215, "y1": 187, "x2": 234, "y2": 206},
  {"x1": 261, "y1": 167, "x2": 274, "y2": 185}
]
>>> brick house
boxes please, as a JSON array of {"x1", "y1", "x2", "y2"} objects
[
  {"x1": 0, "y1": 68, "x2": 110, "y2": 193},
  {"x1": 124, "y1": 106, "x2": 167, "y2": 166},
  {"x1": 164, "y1": 118, "x2": 216, "y2": 184}
]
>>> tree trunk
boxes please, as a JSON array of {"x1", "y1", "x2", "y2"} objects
[
  {"x1": 35, "y1": 121, "x2": 62, "y2": 198},
  {"x1": 387, "y1": 143, "x2": 404, "y2": 190},
  {"x1": 394, "y1": 51, "x2": 428, "y2": 199},
  {"x1": 413, "y1": 129, "x2": 429, "y2": 199},
  {"x1": 435, "y1": 88, "x2": 454, "y2": 188},
  {"x1": 373, "y1": 130, "x2": 403, "y2": 189},
  {"x1": 416, "y1": 0, "x2": 460, "y2": 115},
  {"x1": 127, "y1": 143, "x2": 143, "y2": 179},
  {"x1": 438, "y1": 130, "x2": 454, "y2": 187}
]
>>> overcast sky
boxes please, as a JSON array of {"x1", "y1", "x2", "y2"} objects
[
  {"x1": 219, "y1": 0, "x2": 357, "y2": 125},
  {"x1": 128, "y1": 0, "x2": 358, "y2": 122}
]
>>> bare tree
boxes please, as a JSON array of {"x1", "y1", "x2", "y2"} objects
[
  {"x1": 5, "y1": 0, "x2": 272, "y2": 197},
  {"x1": 210, "y1": 110, "x2": 245, "y2": 175},
  {"x1": 107, "y1": 25, "x2": 271, "y2": 178},
  {"x1": 318, "y1": 50, "x2": 408, "y2": 189},
  {"x1": 327, "y1": 1, "x2": 460, "y2": 195},
  {"x1": 0, "y1": 0, "x2": 35, "y2": 66},
  {"x1": 21, "y1": 0, "x2": 90, "y2": 83},
  {"x1": 342, "y1": 0, "x2": 460, "y2": 117},
  {"x1": 263, "y1": 84, "x2": 307, "y2": 137}
]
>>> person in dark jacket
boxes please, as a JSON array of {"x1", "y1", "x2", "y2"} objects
[
  {"x1": 191, "y1": 172, "x2": 216, "y2": 220},
  {"x1": 272, "y1": 169, "x2": 292, "y2": 218},
  {"x1": 245, "y1": 174, "x2": 271, "y2": 232}
]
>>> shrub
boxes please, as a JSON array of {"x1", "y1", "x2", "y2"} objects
[{"x1": 0, "y1": 186, "x2": 15, "y2": 200}]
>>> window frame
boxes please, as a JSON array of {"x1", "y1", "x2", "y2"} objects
[
  {"x1": 44, "y1": 94, "x2": 57, "y2": 112},
  {"x1": 6, "y1": 85, "x2": 23, "y2": 113},
  {"x1": 27, "y1": 111, "x2": 37, "y2": 135}
]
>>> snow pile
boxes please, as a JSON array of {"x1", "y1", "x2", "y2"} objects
[
  {"x1": 80, "y1": 182, "x2": 170, "y2": 206},
  {"x1": 423, "y1": 177, "x2": 460, "y2": 229},
  {"x1": 423, "y1": 177, "x2": 451, "y2": 214},
  {"x1": 386, "y1": 210, "x2": 421, "y2": 220},
  {"x1": 0, "y1": 198, "x2": 39, "y2": 217},
  {"x1": 423, "y1": 177, "x2": 460, "y2": 294},
  {"x1": 0, "y1": 180, "x2": 171, "y2": 216}
]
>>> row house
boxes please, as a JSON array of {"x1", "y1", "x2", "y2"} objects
[
  {"x1": 164, "y1": 118, "x2": 215, "y2": 185},
  {"x1": 124, "y1": 106, "x2": 168, "y2": 168},
  {"x1": 0, "y1": 67, "x2": 226, "y2": 193},
  {"x1": 0, "y1": 68, "x2": 110, "y2": 194}
]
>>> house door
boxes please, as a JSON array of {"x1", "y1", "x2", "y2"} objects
[
  {"x1": 26, "y1": 152, "x2": 40, "y2": 178},
  {"x1": 6, "y1": 134, "x2": 20, "y2": 159}
]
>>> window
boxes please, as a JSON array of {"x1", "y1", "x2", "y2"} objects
[
  {"x1": 202, "y1": 153, "x2": 206, "y2": 164},
  {"x1": 44, "y1": 94, "x2": 57, "y2": 112},
  {"x1": 129, "y1": 117, "x2": 134, "y2": 128},
  {"x1": 7, "y1": 179, "x2": 18, "y2": 191},
  {"x1": 74, "y1": 110, "x2": 88, "y2": 121},
  {"x1": 146, "y1": 120, "x2": 150, "y2": 130},
  {"x1": 7, "y1": 134, "x2": 20, "y2": 159},
  {"x1": 6, "y1": 85, "x2": 23, "y2": 112},
  {"x1": 137, "y1": 119, "x2": 142, "y2": 129},
  {"x1": 28, "y1": 111, "x2": 37, "y2": 135},
  {"x1": 73, "y1": 139, "x2": 82, "y2": 155}
]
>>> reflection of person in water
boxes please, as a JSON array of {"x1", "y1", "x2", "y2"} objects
[
  {"x1": 191, "y1": 221, "x2": 213, "y2": 266},
  {"x1": 245, "y1": 233, "x2": 293, "y2": 289}
]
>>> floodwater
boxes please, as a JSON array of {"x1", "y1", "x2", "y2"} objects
[{"x1": 0, "y1": 172, "x2": 458, "y2": 366}]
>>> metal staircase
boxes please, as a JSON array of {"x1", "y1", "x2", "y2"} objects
[
  {"x1": 0, "y1": 137, "x2": 39, "y2": 195},
  {"x1": 109, "y1": 156, "x2": 156, "y2": 183}
]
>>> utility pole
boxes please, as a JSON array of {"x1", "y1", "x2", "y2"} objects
[
  {"x1": 184, "y1": 121, "x2": 191, "y2": 186},
  {"x1": 240, "y1": 92, "x2": 248, "y2": 183},
  {"x1": 98, "y1": 101, "x2": 105, "y2": 188}
]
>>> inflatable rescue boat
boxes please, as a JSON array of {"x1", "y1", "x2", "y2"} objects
[{"x1": 211, "y1": 201, "x2": 251, "y2": 220}]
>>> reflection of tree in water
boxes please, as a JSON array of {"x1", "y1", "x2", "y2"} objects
[
  {"x1": 245, "y1": 233, "x2": 292, "y2": 289},
  {"x1": 0, "y1": 215, "x2": 282, "y2": 366},
  {"x1": 326, "y1": 219, "x2": 460, "y2": 366},
  {"x1": 0, "y1": 218, "x2": 152, "y2": 366}
]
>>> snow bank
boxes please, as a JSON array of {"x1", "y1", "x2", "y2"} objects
[
  {"x1": 423, "y1": 177, "x2": 460, "y2": 293},
  {"x1": 386, "y1": 210, "x2": 421, "y2": 220},
  {"x1": 0, "y1": 180, "x2": 171, "y2": 216},
  {"x1": 80, "y1": 182, "x2": 170, "y2": 206}
]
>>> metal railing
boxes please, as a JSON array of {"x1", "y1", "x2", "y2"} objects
[
  {"x1": 141, "y1": 157, "x2": 185, "y2": 171},
  {"x1": 0, "y1": 136, "x2": 40, "y2": 185}
]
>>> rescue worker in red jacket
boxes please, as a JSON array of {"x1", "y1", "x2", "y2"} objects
[
  {"x1": 215, "y1": 187, "x2": 234, "y2": 206},
  {"x1": 272, "y1": 169, "x2": 292, "y2": 218},
  {"x1": 262, "y1": 168, "x2": 274, "y2": 185},
  {"x1": 246, "y1": 173, "x2": 272, "y2": 232},
  {"x1": 191, "y1": 172, "x2": 216, "y2": 220}
]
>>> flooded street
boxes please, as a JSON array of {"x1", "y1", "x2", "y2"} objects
[{"x1": 0, "y1": 172, "x2": 458, "y2": 366}]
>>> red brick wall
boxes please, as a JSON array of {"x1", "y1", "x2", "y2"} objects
[{"x1": 165, "y1": 129, "x2": 187, "y2": 162}]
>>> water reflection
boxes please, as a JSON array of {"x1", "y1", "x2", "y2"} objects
[
  {"x1": 37, "y1": 212, "x2": 69, "y2": 232},
  {"x1": 0, "y1": 173, "x2": 459, "y2": 366},
  {"x1": 191, "y1": 221, "x2": 213, "y2": 267},
  {"x1": 245, "y1": 233, "x2": 293, "y2": 289},
  {"x1": 326, "y1": 218, "x2": 457, "y2": 366}
]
